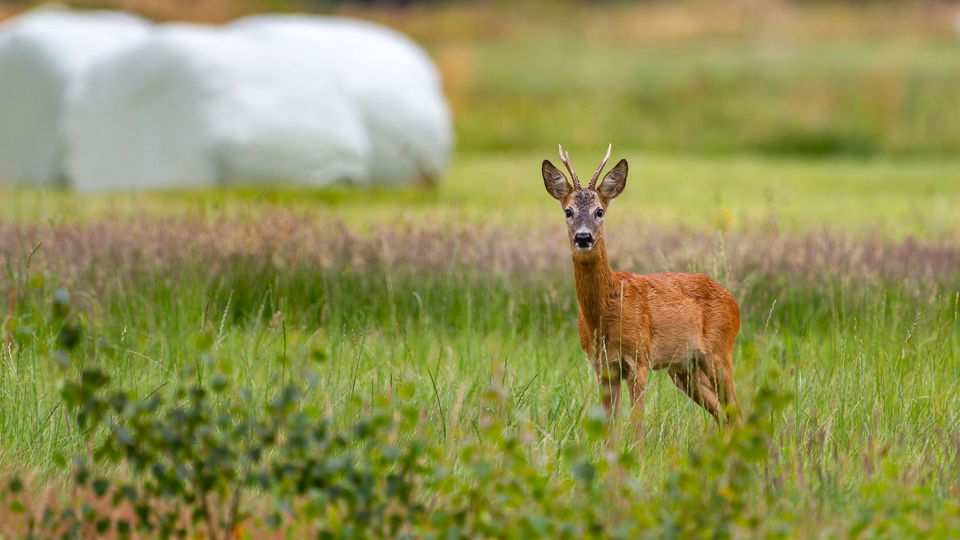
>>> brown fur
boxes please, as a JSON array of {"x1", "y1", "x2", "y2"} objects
[{"x1": 543, "y1": 149, "x2": 741, "y2": 432}]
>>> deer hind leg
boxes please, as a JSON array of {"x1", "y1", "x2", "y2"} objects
[
  {"x1": 714, "y1": 349, "x2": 742, "y2": 425},
  {"x1": 669, "y1": 358, "x2": 724, "y2": 425},
  {"x1": 697, "y1": 347, "x2": 742, "y2": 425}
]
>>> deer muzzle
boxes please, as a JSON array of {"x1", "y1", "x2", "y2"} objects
[{"x1": 574, "y1": 231, "x2": 594, "y2": 251}]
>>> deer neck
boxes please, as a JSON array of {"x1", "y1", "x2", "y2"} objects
[{"x1": 572, "y1": 238, "x2": 615, "y2": 332}]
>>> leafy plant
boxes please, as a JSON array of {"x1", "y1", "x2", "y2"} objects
[{"x1": 3, "y1": 287, "x2": 956, "y2": 539}]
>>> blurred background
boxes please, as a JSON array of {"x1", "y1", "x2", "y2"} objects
[
  {"x1": 5, "y1": 0, "x2": 958, "y2": 155},
  {"x1": 1, "y1": 0, "x2": 959, "y2": 236}
]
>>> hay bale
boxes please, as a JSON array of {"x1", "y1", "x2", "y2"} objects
[
  {"x1": 232, "y1": 15, "x2": 453, "y2": 185},
  {"x1": 65, "y1": 24, "x2": 370, "y2": 191},
  {"x1": 0, "y1": 7, "x2": 149, "y2": 186}
]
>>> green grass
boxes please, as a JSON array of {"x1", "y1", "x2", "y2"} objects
[
  {"x1": 2, "y1": 240, "x2": 959, "y2": 536},
  {"x1": 455, "y1": 37, "x2": 960, "y2": 158},
  {"x1": 3, "y1": 231, "x2": 957, "y2": 465},
  {"x1": 5, "y1": 151, "x2": 960, "y2": 238},
  {"x1": 2, "y1": 151, "x2": 959, "y2": 534}
]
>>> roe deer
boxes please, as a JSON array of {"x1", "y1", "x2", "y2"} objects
[{"x1": 542, "y1": 145, "x2": 742, "y2": 431}]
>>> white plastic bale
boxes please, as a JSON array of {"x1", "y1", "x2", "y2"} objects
[
  {"x1": 66, "y1": 24, "x2": 371, "y2": 191},
  {"x1": 0, "y1": 8, "x2": 149, "y2": 186},
  {"x1": 231, "y1": 15, "x2": 453, "y2": 185}
]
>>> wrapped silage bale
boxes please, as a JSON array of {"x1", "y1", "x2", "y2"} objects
[
  {"x1": 0, "y1": 7, "x2": 149, "y2": 186},
  {"x1": 232, "y1": 15, "x2": 453, "y2": 185},
  {"x1": 66, "y1": 24, "x2": 370, "y2": 191}
]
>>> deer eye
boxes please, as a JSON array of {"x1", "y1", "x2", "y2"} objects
[
  {"x1": 595, "y1": 208, "x2": 604, "y2": 218},
  {"x1": 564, "y1": 208, "x2": 573, "y2": 218}
]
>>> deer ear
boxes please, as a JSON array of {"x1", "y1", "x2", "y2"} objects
[
  {"x1": 542, "y1": 160, "x2": 572, "y2": 201},
  {"x1": 597, "y1": 159, "x2": 627, "y2": 201}
]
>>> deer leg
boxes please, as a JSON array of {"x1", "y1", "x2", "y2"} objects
[
  {"x1": 695, "y1": 350, "x2": 741, "y2": 427},
  {"x1": 693, "y1": 368, "x2": 726, "y2": 425},
  {"x1": 669, "y1": 368, "x2": 724, "y2": 425},
  {"x1": 713, "y1": 350, "x2": 742, "y2": 425},
  {"x1": 627, "y1": 362, "x2": 649, "y2": 439},
  {"x1": 596, "y1": 362, "x2": 622, "y2": 420},
  {"x1": 698, "y1": 349, "x2": 741, "y2": 426}
]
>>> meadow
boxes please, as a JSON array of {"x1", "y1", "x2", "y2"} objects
[{"x1": 1, "y1": 1, "x2": 960, "y2": 538}]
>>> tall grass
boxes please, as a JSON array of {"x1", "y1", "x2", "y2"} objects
[{"x1": 2, "y1": 216, "x2": 957, "y2": 522}]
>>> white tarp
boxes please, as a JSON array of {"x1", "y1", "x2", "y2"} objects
[
  {"x1": 231, "y1": 15, "x2": 453, "y2": 185},
  {"x1": 66, "y1": 24, "x2": 371, "y2": 191},
  {"x1": 0, "y1": 7, "x2": 149, "y2": 186}
]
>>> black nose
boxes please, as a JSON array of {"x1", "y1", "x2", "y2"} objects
[{"x1": 574, "y1": 232, "x2": 593, "y2": 247}]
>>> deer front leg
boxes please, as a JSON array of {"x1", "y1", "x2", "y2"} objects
[
  {"x1": 627, "y1": 362, "x2": 649, "y2": 439},
  {"x1": 596, "y1": 362, "x2": 622, "y2": 420},
  {"x1": 582, "y1": 325, "x2": 622, "y2": 421}
]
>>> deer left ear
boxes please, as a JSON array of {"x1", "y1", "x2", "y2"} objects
[
  {"x1": 597, "y1": 159, "x2": 627, "y2": 201},
  {"x1": 542, "y1": 160, "x2": 573, "y2": 201}
]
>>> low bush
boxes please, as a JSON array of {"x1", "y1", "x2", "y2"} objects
[{"x1": 0, "y1": 289, "x2": 803, "y2": 539}]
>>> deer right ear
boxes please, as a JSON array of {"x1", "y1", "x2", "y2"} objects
[
  {"x1": 542, "y1": 160, "x2": 572, "y2": 201},
  {"x1": 597, "y1": 159, "x2": 628, "y2": 201}
]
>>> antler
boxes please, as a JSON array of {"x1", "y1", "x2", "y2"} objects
[
  {"x1": 587, "y1": 143, "x2": 612, "y2": 190},
  {"x1": 558, "y1": 144, "x2": 580, "y2": 190}
]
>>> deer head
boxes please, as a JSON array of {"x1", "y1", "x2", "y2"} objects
[{"x1": 542, "y1": 144, "x2": 628, "y2": 255}]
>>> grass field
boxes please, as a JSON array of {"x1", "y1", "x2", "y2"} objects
[
  {"x1": 3, "y1": 152, "x2": 960, "y2": 536},
  {"x1": 2, "y1": 1, "x2": 960, "y2": 537},
  {"x1": 6, "y1": 152, "x2": 960, "y2": 237}
]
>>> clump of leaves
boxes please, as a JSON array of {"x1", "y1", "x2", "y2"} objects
[
  {"x1": 12, "y1": 369, "x2": 434, "y2": 539},
  {"x1": 5, "y1": 290, "x2": 433, "y2": 539},
  {"x1": 647, "y1": 375, "x2": 794, "y2": 539}
]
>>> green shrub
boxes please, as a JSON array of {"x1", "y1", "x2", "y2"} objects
[{"x1": 2, "y1": 303, "x2": 796, "y2": 538}]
